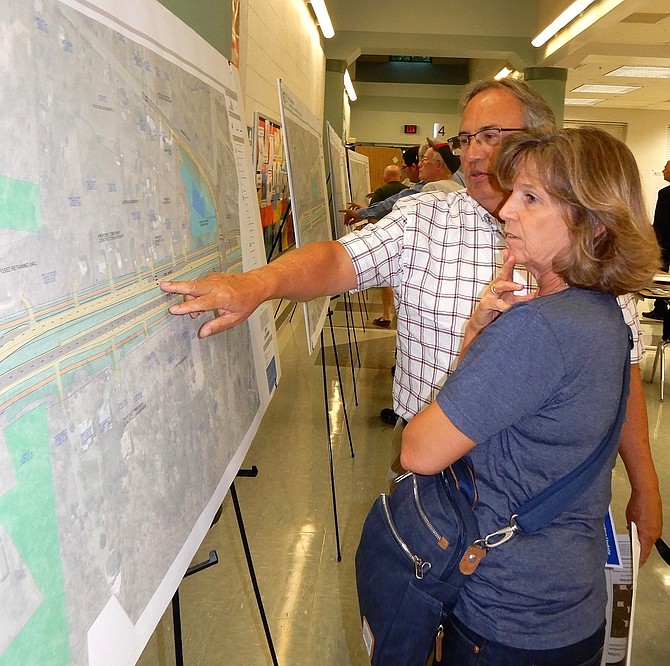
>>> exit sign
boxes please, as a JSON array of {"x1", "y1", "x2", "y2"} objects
[{"x1": 403, "y1": 124, "x2": 418, "y2": 134}]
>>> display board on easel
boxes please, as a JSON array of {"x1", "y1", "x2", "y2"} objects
[
  {"x1": 277, "y1": 80, "x2": 332, "y2": 354},
  {"x1": 346, "y1": 149, "x2": 371, "y2": 207},
  {"x1": 0, "y1": 1, "x2": 278, "y2": 664},
  {"x1": 252, "y1": 113, "x2": 294, "y2": 259},
  {"x1": 325, "y1": 123, "x2": 350, "y2": 239}
]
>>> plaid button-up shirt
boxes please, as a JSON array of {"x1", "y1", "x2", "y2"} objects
[{"x1": 339, "y1": 189, "x2": 642, "y2": 421}]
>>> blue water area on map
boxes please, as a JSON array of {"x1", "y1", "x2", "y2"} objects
[{"x1": 178, "y1": 149, "x2": 218, "y2": 245}]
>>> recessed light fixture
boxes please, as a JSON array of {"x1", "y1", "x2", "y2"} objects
[
  {"x1": 532, "y1": 0, "x2": 596, "y2": 47},
  {"x1": 564, "y1": 98, "x2": 601, "y2": 106},
  {"x1": 494, "y1": 67, "x2": 513, "y2": 80},
  {"x1": 310, "y1": 0, "x2": 334, "y2": 39},
  {"x1": 606, "y1": 66, "x2": 670, "y2": 79},
  {"x1": 571, "y1": 84, "x2": 640, "y2": 94},
  {"x1": 344, "y1": 69, "x2": 357, "y2": 101}
]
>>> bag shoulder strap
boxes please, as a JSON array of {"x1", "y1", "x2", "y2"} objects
[{"x1": 513, "y1": 328, "x2": 633, "y2": 534}]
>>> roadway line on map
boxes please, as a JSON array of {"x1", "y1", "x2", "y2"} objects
[{"x1": 0, "y1": 252, "x2": 218, "y2": 366}]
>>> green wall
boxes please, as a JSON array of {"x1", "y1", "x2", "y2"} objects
[{"x1": 158, "y1": 0, "x2": 233, "y2": 60}]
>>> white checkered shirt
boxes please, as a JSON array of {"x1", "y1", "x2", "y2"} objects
[{"x1": 339, "y1": 189, "x2": 642, "y2": 421}]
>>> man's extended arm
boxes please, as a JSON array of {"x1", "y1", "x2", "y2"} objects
[
  {"x1": 618, "y1": 364, "x2": 663, "y2": 565},
  {"x1": 160, "y1": 240, "x2": 357, "y2": 337}
]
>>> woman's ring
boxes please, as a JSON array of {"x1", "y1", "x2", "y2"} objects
[{"x1": 491, "y1": 284, "x2": 498, "y2": 296}]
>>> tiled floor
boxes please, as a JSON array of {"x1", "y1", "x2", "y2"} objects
[{"x1": 137, "y1": 290, "x2": 670, "y2": 666}]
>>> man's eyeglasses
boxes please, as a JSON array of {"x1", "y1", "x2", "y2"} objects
[{"x1": 455, "y1": 127, "x2": 526, "y2": 150}]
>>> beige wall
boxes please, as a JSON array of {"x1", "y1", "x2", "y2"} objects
[
  {"x1": 238, "y1": 0, "x2": 326, "y2": 128},
  {"x1": 565, "y1": 106, "x2": 670, "y2": 215}
]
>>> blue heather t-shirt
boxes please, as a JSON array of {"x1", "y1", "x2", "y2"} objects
[{"x1": 435, "y1": 288, "x2": 629, "y2": 649}]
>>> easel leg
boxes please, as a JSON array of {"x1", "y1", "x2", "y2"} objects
[
  {"x1": 321, "y1": 329, "x2": 342, "y2": 562},
  {"x1": 231, "y1": 477, "x2": 280, "y2": 666},
  {"x1": 172, "y1": 590, "x2": 184, "y2": 666},
  {"x1": 327, "y1": 308, "x2": 355, "y2": 458},
  {"x1": 343, "y1": 293, "x2": 360, "y2": 403},
  {"x1": 356, "y1": 292, "x2": 366, "y2": 331}
]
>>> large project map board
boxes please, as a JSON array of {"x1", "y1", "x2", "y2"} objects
[
  {"x1": 347, "y1": 149, "x2": 371, "y2": 207},
  {"x1": 326, "y1": 123, "x2": 350, "y2": 240},
  {"x1": 277, "y1": 81, "x2": 332, "y2": 354},
  {"x1": 0, "y1": 1, "x2": 278, "y2": 664}
]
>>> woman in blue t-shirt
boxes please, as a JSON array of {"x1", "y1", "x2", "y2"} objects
[{"x1": 401, "y1": 127, "x2": 659, "y2": 666}]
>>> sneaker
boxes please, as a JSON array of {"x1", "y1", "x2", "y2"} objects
[
  {"x1": 380, "y1": 408, "x2": 399, "y2": 426},
  {"x1": 642, "y1": 309, "x2": 667, "y2": 320},
  {"x1": 372, "y1": 317, "x2": 392, "y2": 328}
]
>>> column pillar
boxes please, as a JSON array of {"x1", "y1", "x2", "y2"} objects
[
  {"x1": 523, "y1": 67, "x2": 568, "y2": 128},
  {"x1": 324, "y1": 59, "x2": 347, "y2": 140}
]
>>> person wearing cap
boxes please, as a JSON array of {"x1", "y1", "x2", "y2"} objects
[
  {"x1": 341, "y1": 144, "x2": 426, "y2": 226},
  {"x1": 420, "y1": 139, "x2": 464, "y2": 195},
  {"x1": 400, "y1": 144, "x2": 420, "y2": 186},
  {"x1": 447, "y1": 135, "x2": 466, "y2": 187}
]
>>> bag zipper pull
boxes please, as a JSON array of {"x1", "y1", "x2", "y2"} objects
[
  {"x1": 435, "y1": 624, "x2": 444, "y2": 662},
  {"x1": 412, "y1": 554, "x2": 431, "y2": 579}
]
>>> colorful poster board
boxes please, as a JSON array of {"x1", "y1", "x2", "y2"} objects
[{"x1": 253, "y1": 113, "x2": 293, "y2": 259}]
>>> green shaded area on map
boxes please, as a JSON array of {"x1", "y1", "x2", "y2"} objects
[
  {"x1": 0, "y1": 175, "x2": 40, "y2": 233},
  {"x1": 0, "y1": 407, "x2": 70, "y2": 665}
]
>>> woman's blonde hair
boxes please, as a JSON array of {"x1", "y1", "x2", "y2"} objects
[{"x1": 495, "y1": 127, "x2": 659, "y2": 295}]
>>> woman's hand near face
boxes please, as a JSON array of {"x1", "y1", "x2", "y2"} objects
[{"x1": 460, "y1": 250, "x2": 535, "y2": 358}]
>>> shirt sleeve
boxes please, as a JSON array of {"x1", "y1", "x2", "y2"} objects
[
  {"x1": 337, "y1": 206, "x2": 407, "y2": 290},
  {"x1": 617, "y1": 292, "x2": 643, "y2": 363},
  {"x1": 436, "y1": 306, "x2": 565, "y2": 444}
]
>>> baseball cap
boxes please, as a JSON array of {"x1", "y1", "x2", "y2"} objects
[
  {"x1": 402, "y1": 145, "x2": 420, "y2": 167},
  {"x1": 426, "y1": 137, "x2": 461, "y2": 175}
]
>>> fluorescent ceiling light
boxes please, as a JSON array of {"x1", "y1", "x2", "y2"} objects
[
  {"x1": 606, "y1": 66, "x2": 670, "y2": 79},
  {"x1": 494, "y1": 67, "x2": 512, "y2": 80},
  {"x1": 310, "y1": 0, "x2": 334, "y2": 39},
  {"x1": 344, "y1": 69, "x2": 357, "y2": 101},
  {"x1": 532, "y1": 0, "x2": 596, "y2": 47},
  {"x1": 564, "y1": 98, "x2": 601, "y2": 106},
  {"x1": 571, "y1": 84, "x2": 640, "y2": 94}
]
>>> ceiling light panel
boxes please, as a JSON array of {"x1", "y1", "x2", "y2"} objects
[
  {"x1": 564, "y1": 98, "x2": 601, "y2": 105},
  {"x1": 606, "y1": 66, "x2": 670, "y2": 79},
  {"x1": 571, "y1": 84, "x2": 640, "y2": 94}
]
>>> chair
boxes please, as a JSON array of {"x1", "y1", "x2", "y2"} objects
[{"x1": 649, "y1": 307, "x2": 670, "y2": 402}]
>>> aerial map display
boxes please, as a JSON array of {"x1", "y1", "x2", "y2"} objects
[
  {"x1": 0, "y1": 1, "x2": 278, "y2": 664},
  {"x1": 277, "y1": 81, "x2": 332, "y2": 354},
  {"x1": 326, "y1": 123, "x2": 350, "y2": 239}
]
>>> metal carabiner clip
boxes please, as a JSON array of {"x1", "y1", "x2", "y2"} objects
[{"x1": 474, "y1": 514, "x2": 520, "y2": 550}]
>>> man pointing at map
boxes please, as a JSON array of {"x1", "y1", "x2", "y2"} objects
[{"x1": 160, "y1": 77, "x2": 662, "y2": 565}]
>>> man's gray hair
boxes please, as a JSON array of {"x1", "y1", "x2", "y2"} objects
[{"x1": 459, "y1": 78, "x2": 556, "y2": 130}]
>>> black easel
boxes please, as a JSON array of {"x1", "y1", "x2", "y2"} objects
[
  {"x1": 343, "y1": 292, "x2": 362, "y2": 369},
  {"x1": 266, "y1": 202, "x2": 292, "y2": 264},
  {"x1": 326, "y1": 302, "x2": 357, "y2": 450},
  {"x1": 171, "y1": 467, "x2": 278, "y2": 665},
  {"x1": 320, "y1": 326, "x2": 342, "y2": 562},
  {"x1": 231, "y1": 468, "x2": 279, "y2": 666},
  {"x1": 172, "y1": 551, "x2": 219, "y2": 666}
]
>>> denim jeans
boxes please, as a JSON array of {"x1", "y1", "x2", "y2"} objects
[{"x1": 437, "y1": 615, "x2": 605, "y2": 666}]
